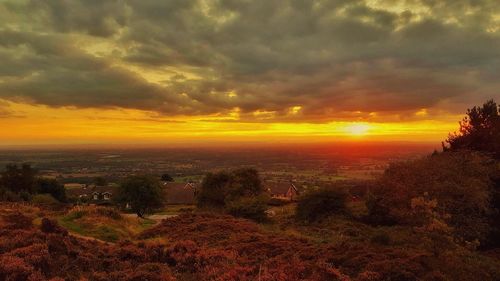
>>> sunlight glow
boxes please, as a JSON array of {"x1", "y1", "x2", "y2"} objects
[{"x1": 344, "y1": 123, "x2": 371, "y2": 136}]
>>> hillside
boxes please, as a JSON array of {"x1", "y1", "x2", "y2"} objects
[{"x1": 1, "y1": 203, "x2": 499, "y2": 281}]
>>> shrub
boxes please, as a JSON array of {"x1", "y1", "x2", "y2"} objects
[
  {"x1": 366, "y1": 151, "x2": 495, "y2": 243},
  {"x1": 40, "y1": 218, "x2": 68, "y2": 235},
  {"x1": 0, "y1": 188, "x2": 22, "y2": 202},
  {"x1": 31, "y1": 194, "x2": 59, "y2": 205},
  {"x1": 295, "y1": 186, "x2": 348, "y2": 222},
  {"x1": 35, "y1": 178, "x2": 66, "y2": 202},
  {"x1": 196, "y1": 168, "x2": 269, "y2": 220},
  {"x1": 370, "y1": 231, "x2": 391, "y2": 245},
  {"x1": 225, "y1": 195, "x2": 269, "y2": 222}
]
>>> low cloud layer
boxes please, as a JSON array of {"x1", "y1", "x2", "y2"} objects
[{"x1": 0, "y1": 0, "x2": 498, "y2": 122}]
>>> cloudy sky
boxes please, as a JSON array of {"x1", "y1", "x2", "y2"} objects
[{"x1": 0, "y1": 0, "x2": 498, "y2": 145}]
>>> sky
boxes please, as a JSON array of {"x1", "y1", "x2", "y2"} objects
[{"x1": 0, "y1": 0, "x2": 498, "y2": 146}]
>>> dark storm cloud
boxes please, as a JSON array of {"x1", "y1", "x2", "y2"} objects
[{"x1": 0, "y1": 0, "x2": 498, "y2": 121}]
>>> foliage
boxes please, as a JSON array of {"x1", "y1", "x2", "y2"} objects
[
  {"x1": 226, "y1": 194, "x2": 269, "y2": 222},
  {"x1": 1, "y1": 204, "x2": 500, "y2": 281},
  {"x1": 35, "y1": 178, "x2": 66, "y2": 202},
  {"x1": 225, "y1": 168, "x2": 264, "y2": 200},
  {"x1": 31, "y1": 194, "x2": 59, "y2": 205},
  {"x1": 57, "y1": 206, "x2": 154, "y2": 242},
  {"x1": 0, "y1": 205, "x2": 176, "y2": 280},
  {"x1": 444, "y1": 99, "x2": 500, "y2": 159},
  {"x1": 93, "y1": 176, "x2": 108, "y2": 186},
  {"x1": 370, "y1": 230, "x2": 391, "y2": 246},
  {"x1": 115, "y1": 175, "x2": 165, "y2": 217},
  {"x1": 197, "y1": 168, "x2": 269, "y2": 221},
  {"x1": 196, "y1": 171, "x2": 231, "y2": 208},
  {"x1": 161, "y1": 173, "x2": 174, "y2": 182},
  {"x1": 0, "y1": 164, "x2": 37, "y2": 194},
  {"x1": 295, "y1": 186, "x2": 348, "y2": 222},
  {"x1": 366, "y1": 151, "x2": 495, "y2": 244},
  {"x1": 0, "y1": 189, "x2": 22, "y2": 202}
]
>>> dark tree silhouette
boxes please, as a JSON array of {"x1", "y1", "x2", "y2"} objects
[
  {"x1": 36, "y1": 178, "x2": 67, "y2": 202},
  {"x1": 0, "y1": 164, "x2": 37, "y2": 194},
  {"x1": 444, "y1": 99, "x2": 500, "y2": 159},
  {"x1": 196, "y1": 171, "x2": 231, "y2": 208},
  {"x1": 115, "y1": 175, "x2": 164, "y2": 218},
  {"x1": 196, "y1": 168, "x2": 268, "y2": 220},
  {"x1": 94, "y1": 176, "x2": 108, "y2": 186},
  {"x1": 161, "y1": 173, "x2": 174, "y2": 182}
]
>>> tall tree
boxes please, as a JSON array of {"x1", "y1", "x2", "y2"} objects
[
  {"x1": 444, "y1": 99, "x2": 500, "y2": 159},
  {"x1": 0, "y1": 164, "x2": 37, "y2": 194},
  {"x1": 196, "y1": 171, "x2": 231, "y2": 208},
  {"x1": 36, "y1": 178, "x2": 67, "y2": 202},
  {"x1": 115, "y1": 175, "x2": 165, "y2": 218}
]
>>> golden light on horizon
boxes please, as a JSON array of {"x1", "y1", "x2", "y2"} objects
[
  {"x1": 343, "y1": 123, "x2": 371, "y2": 136},
  {"x1": 0, "y1": 99, "x2": 462, "y2": 146}
]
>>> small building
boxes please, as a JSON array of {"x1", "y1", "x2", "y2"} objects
[
  {"x1": 66, "y1": 184, "x2": 117, "y2": 204},
  {"x1": 91, "y1": 185, "x2": 117, "y2": 201},
  {"x1": 163, "y1": 182, "x2": 197, "y2": 205},
  {"x1": 266, "y1": 182, "x2": 299, "y2": 201}
]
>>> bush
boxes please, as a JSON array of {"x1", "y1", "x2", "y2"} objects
[
  {"x1": 295, "y1": 186, "x2": 348, "y2": 222},
  {"x1": 196, "y1": 168, "x2": 269, "y2": 220},
  {"x1": 225, "y1": 195, "x2": 269, "y2": 222},
  {"x1": 366, "y1": 151, "x2": 495, "y2": 243},
  {"x1": 370, "y1": 231, "x2": 391, "y2": 245},
  {"x1": 0, "y1": 188, "x2": 22, "y2": 202},
  {"x1": 35, "y1": 178, "x2": 66, "y2": 202},
  {"x1": 40, "y1": 218, "x2": 68, "y2": 235},
  {"x1": 31, "y1": 194, "x2": 59, "y2": 205}
]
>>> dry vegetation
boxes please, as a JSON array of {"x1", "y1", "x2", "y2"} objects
[
  {"x1": 1, "y1": 203, "x2": 498, "y2": 281},
  {"x1": 57, "y1": 206, "x2": 156, "y2": 242}
]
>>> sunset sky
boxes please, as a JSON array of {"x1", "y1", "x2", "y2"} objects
[{"x1": 0, "y1": 0, "x2": 498, "y2": 146}]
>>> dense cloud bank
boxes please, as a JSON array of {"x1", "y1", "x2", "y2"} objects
[{"x1": 0, "y1": 0, "x2": 498, "y2": 122}]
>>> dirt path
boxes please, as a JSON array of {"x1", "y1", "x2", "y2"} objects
[
  {"x1": 68, "y1": 231, "x2": 112, "y2": 244},
  {"x1": 122, "y1": 213, "x2": 178, "y2": 222}
]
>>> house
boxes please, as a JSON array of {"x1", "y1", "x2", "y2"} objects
[
  {"x1": 66, "y1": 184, "x2": 117, "y2": 204},
  {"x1": 91, "y1": 185, "x2": 117, "y2": 202},
  {"x1": 163, "y1": 182, "x2": 197, "y2": 205},
  {"x1": 266, "y1": 182, "x2": 299, "y2": 201}
]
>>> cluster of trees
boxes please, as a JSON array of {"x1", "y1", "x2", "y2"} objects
[
  {"x1": 196, "y1": 168, "x2": 269, "y2": 221},
  {"x1": 366, "y1": 100, "x2": 500, "y2": 248},
  {"x1": 0, "y1": 164, "x2": 66, "y2": 203}
]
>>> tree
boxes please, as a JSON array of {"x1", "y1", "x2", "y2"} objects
[
  {"x1": 295, "y1": 186, "x2": 348, "y2": 222},
  {"x1": 36, "y1": 178, "x2": 66, "y2": 202},
  {"x1": 0, "y1": 164, "x2": 37, "y2": 194},
  {"x1": 94, "y1": 177, "x2": 108, "y2": 186},
  {"x1": 115, "y1": 175, "x2": 165, "y2": 218},
  {"x1": 225, "y1": 168, "x2": 264, "y2": 200},
  {"x1": 444, "y1": 99, "x2": 500, "y2": 159},
  {"x1": 196, "y1": 171, "x2": 231, "y2": 208},
  {"x1": 161, "y1": 173, "x2": 174, "y2": 182},
  {"x1": 196, "y1": 168, "x2": 269, "y2": 220},
  {"x1": 366, "y1": 152, "x2": 495, "y2": 243}
]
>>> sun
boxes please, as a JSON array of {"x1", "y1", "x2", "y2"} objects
[{"x1": 344, "y1": 123, "x2": 371, "y2": 136}]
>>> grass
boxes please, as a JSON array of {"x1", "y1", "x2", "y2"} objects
[{"x1": 58, "y1": 206, "x2": 158, "y2": 242}]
